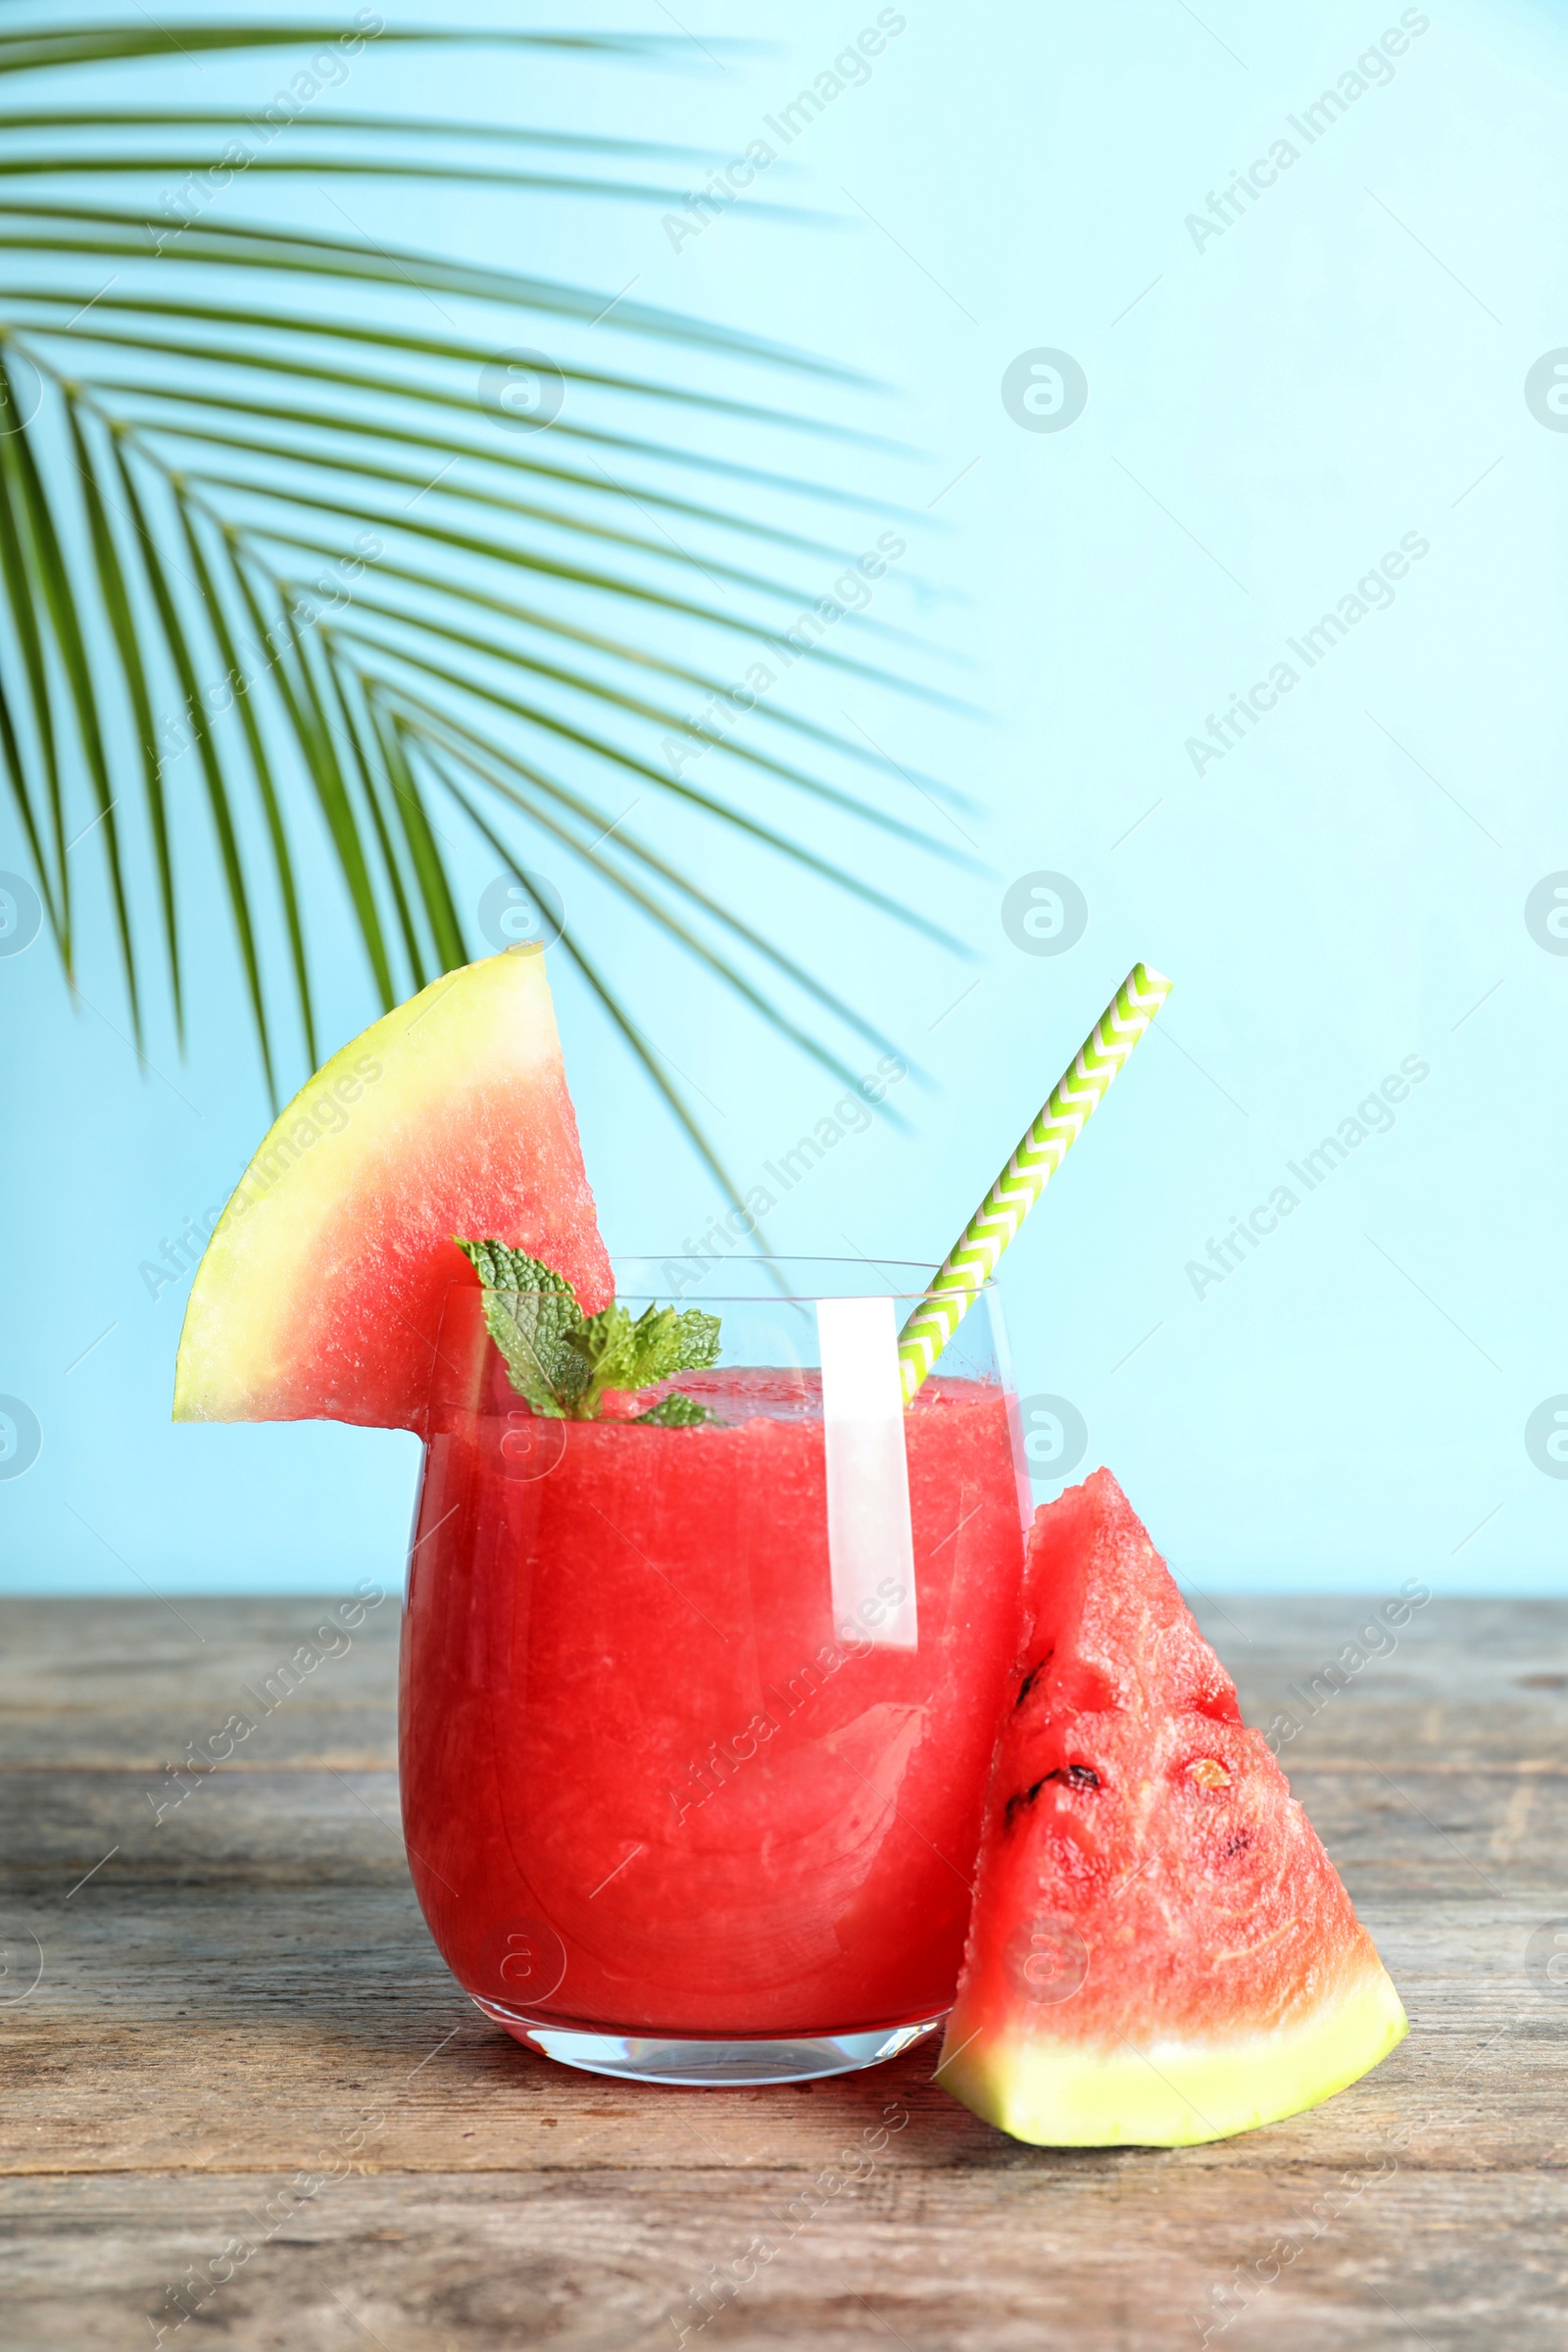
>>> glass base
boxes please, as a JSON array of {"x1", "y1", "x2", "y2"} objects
[{"x1": 472, "y1": 1995, "x2": 947, "y2": 2084}]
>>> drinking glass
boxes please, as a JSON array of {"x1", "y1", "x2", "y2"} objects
[{"x1": 399, "y1": 1257, "x2": 1029, "y2": 2083}]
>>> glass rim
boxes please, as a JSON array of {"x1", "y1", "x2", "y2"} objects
[{"x1": 448, "y1": 1256, "x2": 996, "y2": 1306}]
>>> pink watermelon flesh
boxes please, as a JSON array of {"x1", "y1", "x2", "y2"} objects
[
  {"x1": 937, "y1": 1469, "x2": 1407, "y2": 2144},
  {"x1": 285, "y1": 1093, "x2": 611, "y2": 1434}
]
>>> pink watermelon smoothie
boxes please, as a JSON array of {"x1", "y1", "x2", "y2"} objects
[{"x1": 399, "y1": 1354, "x2": 1027, "y2": 2037}]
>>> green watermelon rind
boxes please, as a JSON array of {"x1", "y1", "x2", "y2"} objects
[{"x1": 939, "y1": 1960, "x2": 1408, "y2": 2147}]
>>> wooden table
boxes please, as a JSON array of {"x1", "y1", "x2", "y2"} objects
[{"x1": 1, "y1": 1591, "x2": 1563, "y2": 2350}]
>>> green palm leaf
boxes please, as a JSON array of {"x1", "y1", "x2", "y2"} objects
[{"x1": 0, "y1": 12, "x2": 966, "y2": 1216}]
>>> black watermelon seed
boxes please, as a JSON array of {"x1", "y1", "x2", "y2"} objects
[
  {"x1": 1003, "y1": 1762, "x2": 1101, "y2": 1827},
  {"x1": 1015, "y1": 1648, "x2": 1054, "y2": 1709}
]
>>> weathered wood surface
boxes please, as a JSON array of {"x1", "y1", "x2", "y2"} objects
[{"x1": 1, "y1": 1592, "x2": 1565, "y2": 2351}]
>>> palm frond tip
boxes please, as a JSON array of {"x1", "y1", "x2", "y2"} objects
[{"x1": 0, "y1": 15, "x2": 960, "y2": 1206}]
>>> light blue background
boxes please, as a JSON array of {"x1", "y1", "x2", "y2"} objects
[{"x1": 4, "y1": 0, "x2": 1566, "y2": 1592}]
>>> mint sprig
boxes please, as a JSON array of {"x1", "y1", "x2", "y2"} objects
[
  {"x1": 636, "y1": 1389, "x2": 714, "y2": 1427},
  {"x1": 455, "y1": 1239, "x2": 720, "y2": 1424}
]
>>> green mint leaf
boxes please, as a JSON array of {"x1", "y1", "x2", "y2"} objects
[
  {"x1": 479, "y1": 1293, "x2": 573, "y2": 1418},
  {"x1": 636, "y1": 1391, "x2": 715, "y2": 1427},
  {"x1": 454, "y1": 1241, "x2": 723, "y2": 1425},
  {"x1": 455, "y1": 1237, "x2": 588, "y2": 1416},
  {"x1": 616, "y1": 1305, "x2": 689, "y2": 1391},
  {"x1": 564, "y1": 1303, "x2": 642, "y2": 1403},
  {"x1": 671, "y1": 1308, "x2": 721, "y2": 1371},
  {"x1": 626, "y1": 1306, "x2": 721, "y2": 1387},
  {"x1": 567, "y1": 1301, "x2": 725, "y2": 1417},
  {"x1": 453, "y1": 1238, "x2": 559, "y2": 1298}
]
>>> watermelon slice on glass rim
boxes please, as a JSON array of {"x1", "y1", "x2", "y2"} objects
[
  {"x1": 173, "y1": 943, "x2": 611, "y2": 1435},
  {"x1": 937, "y1": 1469, "x2": 1408, "y2": 2146}
]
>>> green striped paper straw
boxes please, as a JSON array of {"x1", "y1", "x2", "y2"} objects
[{"x1": 897, "y1": 962, "x2": 1172, "y2": 1404}]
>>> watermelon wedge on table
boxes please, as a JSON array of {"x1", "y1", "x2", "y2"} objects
[
  {"x1": 938, "y1": 1469, "x2": 1407, "y2": 2145},
  {"x1": 173, "y1": 945, "x2": 612, "y2": 1434}
]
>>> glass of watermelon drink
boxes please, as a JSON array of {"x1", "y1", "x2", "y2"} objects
[{"x1": 399, "y1": 1258, "x2": 1030, "y2": 2084}]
